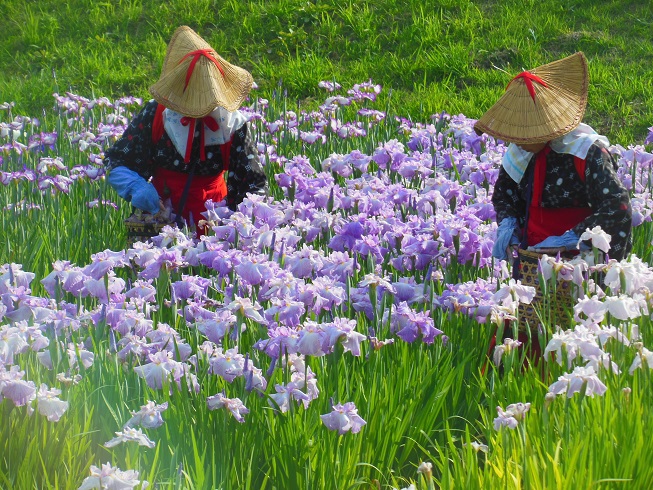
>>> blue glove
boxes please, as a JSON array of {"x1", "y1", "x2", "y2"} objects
[
  {"x1": 107, "y1": 166, "x2": 160, "y2": 214},
  {"x1": 492, "y1": 217, "x2": 520, "y2": 260},
  {"x1": 528, "y1": 230, "x2": 579, "y2": 251}
]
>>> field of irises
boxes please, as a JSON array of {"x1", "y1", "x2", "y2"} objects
[{"x1": 2, "y1": 82, "x2": 653, "y2": 489}]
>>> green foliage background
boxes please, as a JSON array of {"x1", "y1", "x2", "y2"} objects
[{"x1": 1, "y1": 0, "x2": 652, "y2": 143}]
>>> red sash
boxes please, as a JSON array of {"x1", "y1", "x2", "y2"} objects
[{"x1": 526, "y1": 146, "x2": 592, "y2": 246}]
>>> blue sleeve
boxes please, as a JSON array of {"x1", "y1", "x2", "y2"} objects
[{"x1": 107, "y1": 166, "x2": 160, "y2": 214}]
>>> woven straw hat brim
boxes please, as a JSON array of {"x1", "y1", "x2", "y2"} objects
[
  {"x1": 474, "y1": 52, "x2": 588, "y2": 144},
  {"x1": 149, "y1": 26, "x2": 253, "y2": 117}
]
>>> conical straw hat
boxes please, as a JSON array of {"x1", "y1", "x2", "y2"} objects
[
  {"x1": 474, "y1": 52, "x2": 588, "y2": 144},
  {"x1": 149, "y1": 26, "x2": 253, "y2": 117}
]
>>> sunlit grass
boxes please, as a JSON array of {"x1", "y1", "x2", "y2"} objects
[{"x1": 1, "y1": 0, "x2": 653, "y2": 142}]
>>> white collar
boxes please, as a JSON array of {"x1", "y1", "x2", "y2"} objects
[
  {"x1": 163, "y1": 106, "x2": 249, "y2": 159},
  {"x1": 501, "y1": 124, "x2": 610, "y2": 183}
]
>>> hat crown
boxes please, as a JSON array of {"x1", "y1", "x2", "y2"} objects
[
  {"x1": 474, "y1": 52, "x2": 589, "y2": 144},
  {"x1": 149, "y1": 26, "x2": 253, "y2": 117}
]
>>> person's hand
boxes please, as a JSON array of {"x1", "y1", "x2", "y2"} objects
[
  {"x1": 130, "y1": 181, "x2": 161, "y2": 214},
  {"x1": 107, "y1": 166, "x2": 161, "y2": 214},
  {"x1": 492, "y1": 217, "x2": 520, "y2": 260},
  {"x1": 527, "y1": 230, "x2": 579, "y2": 252}
]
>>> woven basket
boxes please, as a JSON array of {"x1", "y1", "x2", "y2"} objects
[
  {"x1": 124, "y1": 216, "x2": 171, "y2": 247},
  {"x1": 516, "y1": 249, "x2": 575, "y2": 330}
]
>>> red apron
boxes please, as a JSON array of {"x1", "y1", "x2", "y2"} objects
[
  {"x1": 526, "y1": 145, "x2": 592, "y2": 246},
  {"x1": 152, "y1": 168, "x2": 226, "y2": 235}
]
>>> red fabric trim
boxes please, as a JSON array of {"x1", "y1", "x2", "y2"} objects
[
  {"x1": 152, "y1": 103, "x2": 166, "y2": 143},
  {"x1": 530, "y1": 145, "x2": 551, "y2": 208},
  {"x1": 574, "y1": 156, "x2": 586, "y2": 183},
  {"x1": 180, "y1": 117, "x2": 196, "y2": 163}
]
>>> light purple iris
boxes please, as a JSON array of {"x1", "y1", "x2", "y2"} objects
[
  {"x1": 320, "y1": 401, "x2": 366, "y2": 434},
  {"x1": 124, "y1": 400, "x2": 168, "y2": 429},
  {"x1": 0, "y1": 364, "x2": 36, "y2": 407},
  {"x1": 264, "y1": 297, "x2": 306, "y2": 327},
  {"x1": 388, "y1": 302, "x2": 442, "y2": 344},
  {"x1": 207, "y1": 392, "x2": 249, "y2": 423}
]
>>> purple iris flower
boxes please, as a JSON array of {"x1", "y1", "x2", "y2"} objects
[
  {"x1": 322, "y1": 153, "x2": 353, "y2": 177},
  {"x1": 352, "y1": 234, "x2": 386, "y2": 263},
  {"x1": 285, "y1": 245, "x2": 323, "y2": 279},
  {"x1": 171, "y1": 276, "x2": 209, "y2": 301},
  {"x1": 252, "y1": 202, "x2": 285, "y2": 228},
  {"x1": 322, "y1": 318, "x2": 367, "y2": 356},
  {"x1": 299, "y1": 276, "x2": 346, "y2": 314},
  {"x1": 391, "y1": 280, "x2": 420, "y2": 304},
  {"x1": 296, "y1": 321, "x2": 328, "y2": 356},
  {"x1": 320, "y1": 401, "x2": 366, "y2": 434},
  {"x1": 264, "y1": 297, "x2": 306, "y2": 327},
  {"x1": 319, "y1": 251, "x2": 355, "y2": 283},
  {"x1": 253, "y1": 325, "x2": 299, "y2": 359},
  {"x1": 235, "y1": 256, "x2": 274, "y2": 286},
  {"x1": 328, "y1": 221, "x2": 365, "y2": 251},
  {"x1": 195, "y1": 309, "x2": 236, "y2": 344},
  {"x1": 343, "y1": 150, "x2": 371, "y2": 173},
  {"x1": 208, "y1": 347, "x2": 245, "y2": 382},
  {"x1": 388, "y1": 302, "x2": 442, "y2": 344}
]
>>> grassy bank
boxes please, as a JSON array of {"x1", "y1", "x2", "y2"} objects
[{"x1": 1, "y1": 0, "x2": 652, "y2": 144}]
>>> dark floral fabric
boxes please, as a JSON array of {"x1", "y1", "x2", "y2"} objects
[
  {"x1": 492, "y1": 143, "x2": 632, "y2": 260},
  {"x1": 103, "y1": 100, "x2": 267, "y2": 209}
]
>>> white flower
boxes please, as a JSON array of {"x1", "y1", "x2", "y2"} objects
[
  {"x1": 206, "y1": 392, "x2": 249, "y2": 423},
  {"x1": 539, "y1": 254, "x2": 574, "y2": 282},
  {"x1": 358, "y1": 273, "x2": 396, "y2": 292},
  {"x1": 603, "y1": 294, "x2": 641, "y2": 321},
  {"x1": 77, "y1": 462, "x2": 147, "y2": 490},
  {"x1": 548, "y1": 365, "x2": 607, "y2": 398},
  {"x1": 629, "y1": 346, "x2": 653, "y2": 375},
  {"x1": 417, "y1": 461, "x2": 433, "y2": 476},
  {"x1": 67, "y1": 342, "x2": 95, "y2": 369},
  {"x1": 104, "y1": 427, "x2": 156, "y2": 448},
  {"x1": 124, "y1": 400, "x2": 168, "y2": 429},
  {"x1": 133, "y1": 351, "x2": 182, "y2": 390},
  {"x1": 492, "y1": 279, "x2": 536, "y2": 306},
  {"x1": 493, "y1": 337, "x2": 522, "y2": 366},
  {"x1": 464, "y1": 441, "x2": 489, "y2": 453},
  {"x1": 579, "y1": 226, "x2": 611, "y2": 253},
  {"x1": 493, "y1": 402, "x2": 530, "y2": 430},
  {"x1": 36, "y1": 383, "x2": 69, "y2": 422}
]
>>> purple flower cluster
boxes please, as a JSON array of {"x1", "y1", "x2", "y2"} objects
[{"x1": 3, "y1": 80, "x2": 653, "y2": 453}]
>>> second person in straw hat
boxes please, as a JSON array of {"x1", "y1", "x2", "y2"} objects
[
  {"x1": 475, "y1": 52, "x2": 632, "y2": 263},
  {"x1": 104, "y1": 26, "x2": 267, "y2": 233}
]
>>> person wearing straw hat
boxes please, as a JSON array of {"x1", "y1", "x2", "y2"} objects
[
  {"x1": 477, "y1": 53, "x2": 632, "y2": 368},
  {"x1": 475, "y1": 52, "x2": 632, "y2": 263},
  {"x1": 104, "y1": 26, "x2": 267, "y2": 232}
]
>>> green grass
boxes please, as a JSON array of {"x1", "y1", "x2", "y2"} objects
[{"x1": 1, "y1": 0, "x2": 652, "y2": 144}]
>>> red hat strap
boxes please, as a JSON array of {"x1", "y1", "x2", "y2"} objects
[
  {"x1": 507, "y1": 71, "x2": 548, "y2": 103},
  {"x1": 180, "y1": 115, "x2": 220, "y2": 163},
  {"x1": 179, "y1": 49, "x2": 226, "y2": 93}
]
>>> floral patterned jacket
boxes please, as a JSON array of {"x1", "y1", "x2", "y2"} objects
[{"x1": 492, "y1": 143, "x2": 632, "y2": 260}]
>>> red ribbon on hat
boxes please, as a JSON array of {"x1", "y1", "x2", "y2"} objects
[
  {"x1": 180, "y1": 49, "x2": 226, "y2": 93},
  {"x1": 180, "y1": 115, "x2": 220, "y2": 163},
  {"x1": 507, "y1": 71, "x2": 548, "y2": 103}
]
